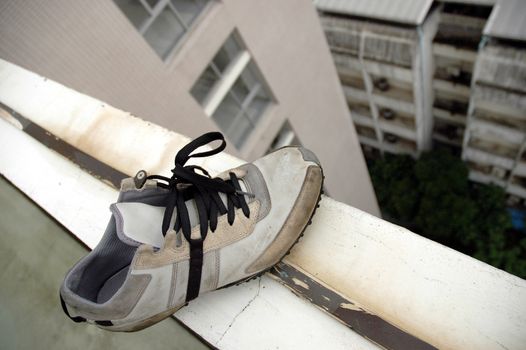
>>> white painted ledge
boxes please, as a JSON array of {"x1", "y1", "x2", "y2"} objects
[
  {"x1": 0, "y1": 118, "x2": 378, "y2": 350},
  {"x1": 1, "y1": 59, "x2": 526, "y2": 350}
]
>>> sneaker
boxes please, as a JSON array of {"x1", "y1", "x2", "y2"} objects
[{"x1": 60, "y1": 132, "x2": 323, "y2": 331}]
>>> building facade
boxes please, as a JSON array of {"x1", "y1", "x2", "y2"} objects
[
  {"x1": 462, "y1": 0, "x2": 526, "y2": 202},
  {"x1": 0, "y1": 0, "x2": 380, "y2": 215},
  {"x1": 316, "y1": 0, "x2": 437, "y2": 159},
  {"x1": 431, "y1": 1, "x2": 492, "y2": 149},
  {"x1": 316, "y1": 0, "x2": 526, "y2": 202}
]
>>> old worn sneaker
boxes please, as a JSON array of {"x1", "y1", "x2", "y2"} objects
[{"x1": 60, "y1": 132, "x2": 323, "y2": 331}]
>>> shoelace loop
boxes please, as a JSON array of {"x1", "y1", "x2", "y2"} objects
[{"x1": 146, "y1": 132, "x2": 251, "y2": 245}]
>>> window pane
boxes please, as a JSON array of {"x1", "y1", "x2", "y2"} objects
[
  {"x1": 115, "y1": 0, "x2": 150, "y2": 29},
  {"x1": 228, "y1": 114, "x2": 252, "y2": 148},
  {"x1": 230, "y1": 77, "x2": 250, "y2": 103},
  {"x1": 231, "y1": 66, "x2": 258, "y2": 103},
  {"x1": 246, "y1": 86, "x2": 270, "y2": 123},
  {"x1": 212, "y1": 94, "x2": 252, "y2": 148},
  {"x1": 268, "y1": 120, "x2": 302, "y2": 153},
  {"x1": 146, "y1": 0, "x2": 159, "y2": 9},
  {"x1": 190, "y1": 31, "x2": 274, "y2": 149},
  {"x1": 146, "y1": 0, "x2": 160, "y2": 9},
  {"x1": 212, "y1": 94, "x2": 242, "y2": 131},
  {"x1": 211, "y1": 35, "x2": 242, "y2": 73},
  {"x1": 190, "y1": 66, "x2": 220, "y2": 104},
  {"x1": 143, "y1": 6, "x2": 184, "y2": 58},
  {"x1": 170, "y1": 0, "x2": 203, "y2": 27}
]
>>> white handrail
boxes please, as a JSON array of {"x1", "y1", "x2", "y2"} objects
[{"x1": 1, "y1": 59, "x2": 525, "y2": 350}]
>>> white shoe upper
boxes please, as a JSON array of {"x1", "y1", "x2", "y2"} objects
[{"x1": 60, "y1": 133, "x2": 322, "y2": 331}]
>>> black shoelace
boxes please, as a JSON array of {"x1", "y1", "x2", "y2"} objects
[{"x1": 146, "y1": 132, "x2": 252, "y2": 301}]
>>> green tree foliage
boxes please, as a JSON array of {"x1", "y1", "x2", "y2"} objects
[
  {"x1": 414, "y1": 151, "x2": 477, "y2": 247},
  {"x1": 369, "y1": 154, "x2": 418, "y2": 224},
  {"x1": 369, "y1": 149, "x2": 526, "y2": 279}
]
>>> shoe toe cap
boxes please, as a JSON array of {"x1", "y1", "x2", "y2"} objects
[{"x1": 254, "y1": 147, "x2": 320, "y2": 207}]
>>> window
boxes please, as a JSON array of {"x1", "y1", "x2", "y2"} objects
[
  {"x1": 115, "y1": 0, "x2": 209, "y2": 59},
  {"x1": 191, "y1": 32, "x2": 273, "y2": 149},
  {"x1": 267, "y1": 120, "x2": 301, "y2": 153}
]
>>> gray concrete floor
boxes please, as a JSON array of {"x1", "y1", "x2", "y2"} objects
[{"x1": 0, "y1": 176, "x2": 208, "y2": 350}]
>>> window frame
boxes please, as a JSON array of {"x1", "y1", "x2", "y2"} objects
[
  {"x1": 191, "y1": 32, "x2": 274, "y2": 149},
  {"x1": 116, "y1": 0, "x2": 209, "y2": 60}
]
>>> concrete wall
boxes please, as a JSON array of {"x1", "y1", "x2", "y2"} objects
[{"x1": 0, "y1": 0, "x2": 379, "y2": 215}]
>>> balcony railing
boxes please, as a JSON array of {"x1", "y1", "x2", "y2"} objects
[
  {"x1": 476, "y1": 45, "x2": 526, "y2": 94},
  {"x1": 320, "y1": 15, "x2": 416, "y2": 68}
]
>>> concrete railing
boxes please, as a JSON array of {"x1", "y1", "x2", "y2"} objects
[
  {"x1": 477, "y1": 45, "x2": 526, "y2": 94},
  {"x1": 319, "y1": 16, "x2": 415, "y2": 68},
  {"x1": 1, "y1": 59, "x2": 525, "y2": 350}
]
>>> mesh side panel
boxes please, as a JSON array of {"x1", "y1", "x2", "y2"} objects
[
  {"x1": 66, "y1": 188, "x2": 172, "y2": 303},
  {"x1": 71, "y1": 216, "x2": 137, "y2": 302},
  {"x1": 65, "y1": 183, "x2": 224, "y2": 303}
]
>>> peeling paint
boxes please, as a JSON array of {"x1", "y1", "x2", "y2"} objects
[
  {"x1": 272, "y1": 263, "x2": 437, "y2": 350},
  {"x1": 340, "y1": 302, "x2": 361, "y2": 311},
  {"x1": 340, "y1": 302, "x2": 372, "y2": 314},
  {"x1": 0, "y1": 105, "x2": 22, "y2": 130},
  {"x1": 292, "y1": 277, "x2": 310, "y2": 290}
]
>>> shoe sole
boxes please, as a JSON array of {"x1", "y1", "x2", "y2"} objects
[{"x1": 100, "y1": 164, "x2": 324, "y2": 332}]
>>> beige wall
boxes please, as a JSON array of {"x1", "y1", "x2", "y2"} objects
[{"x1": 0, "y1": 0, "x2": 379, "y2": 215}]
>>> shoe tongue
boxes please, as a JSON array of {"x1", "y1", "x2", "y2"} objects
[{"x1": 110, "y1": 201, "x2": 199, "y2": 248}]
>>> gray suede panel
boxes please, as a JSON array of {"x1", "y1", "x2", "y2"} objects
[
  {"x1": 118, "y1": 187, "x2": 169, "y2": 205},
  {"x1": 97, "y1": 265, "x2": 130, "y2": 303},
  {"x1": 238, "y1": 163, "x2": 271, "y2": 221},
  {"x1": 268, "y1": 145, "x2": 320, "y2": 166},
  {"x1": 61, "y1": 273, "x2": 151, "y2": 321},
  {"x1": 298, "y1": 147, "x2": 321, "y2": 166}
]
